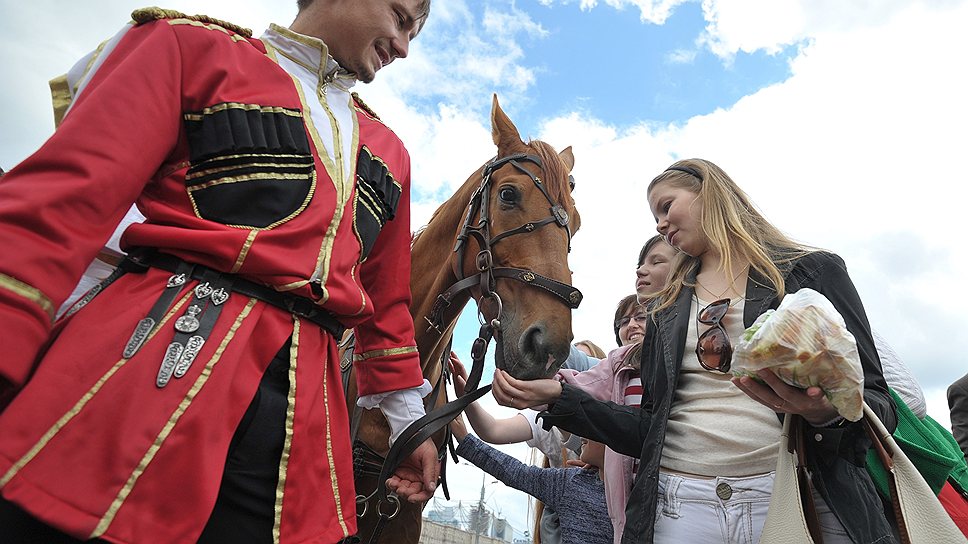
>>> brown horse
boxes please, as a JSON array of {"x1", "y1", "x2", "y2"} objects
[{"x1": 345, "y1": 95, "x2": 581, "y2": 543}]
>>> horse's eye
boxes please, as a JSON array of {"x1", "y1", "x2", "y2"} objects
[{"x1": 499, "y1": 186, "x2": 518, "y2": 203}]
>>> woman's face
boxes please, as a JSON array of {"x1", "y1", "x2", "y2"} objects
[
  {"x1": 617, "y1": 306, "x2": 648, "y2": 346},
  {"x1": 635, "y1": 241, "x2": 676, "y2": 299},
  {"x1": 648, "y1": 181, "x2": 706, "y2": 257}
]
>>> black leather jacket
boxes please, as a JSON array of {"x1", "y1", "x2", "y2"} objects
[{"x1": 541, "y1": 251, "x2": 898, "y2": 543}]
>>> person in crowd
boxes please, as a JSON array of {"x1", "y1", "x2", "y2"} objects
[
  {"x1": 553, "y1": 235, "x2": 676, "y2": 542},
  {"x1": 574, "y1": 339, "x2": 607, "y2": 359},
  {"x1": 873, "y1": 330, "x2": 926, "y2": 418},
  {"x1": 949, "y1": 373, "x2": 968, "y2": 460},
  {"x1": 449, "y1": 352, "x2": 590, "y2": 544},
  {"x1": 0, "y1": 2, "x2": 439, "y2": 542},
  {"x1": 493, "y1": 158, "x2": 897, "y2": 543},
  {"x1": 450, "y1": 412, "x2": 613, "y2": 544}
]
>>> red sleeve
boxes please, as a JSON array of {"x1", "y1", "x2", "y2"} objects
[
  {"x1": 352, "y1": 144, "x2": 424, "y2": 397},
  {"x1": 0, "y1": 20, "x2": 182, "y2": 390}
]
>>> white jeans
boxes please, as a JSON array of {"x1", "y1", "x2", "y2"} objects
[{"x1": 653, "y1": 471, "x2": 852, "y2": 544}]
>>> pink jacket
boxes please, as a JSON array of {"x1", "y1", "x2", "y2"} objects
[{"x1": 557, "y1": 343, "x2": 638, "y2": 544}]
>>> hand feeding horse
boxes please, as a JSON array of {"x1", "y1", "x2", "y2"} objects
[{"x1": 343, "y1": 95, "x2": 582, "y2": 543}]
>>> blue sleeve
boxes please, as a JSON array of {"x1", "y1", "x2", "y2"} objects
[
  {"x1": 563, "y1": 344, "x2": 599, "y2": 372},
  {"x1": 455, "y1": 434, "x2": 569, "y2": 509}
]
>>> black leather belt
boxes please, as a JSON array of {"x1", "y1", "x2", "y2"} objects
[{"x1": 123, "y1": 249, "x2": 346, "y2": 340}]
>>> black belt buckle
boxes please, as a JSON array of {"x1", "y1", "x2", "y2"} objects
[{"x1": 284, "y1": 296, "x2": 315, "y2": 319}]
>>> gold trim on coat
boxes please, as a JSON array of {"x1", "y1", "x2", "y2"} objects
[
  {"x1": 353, "y1": 346, "x2": 418, "y2": 362},
  {"x1": 90, "y1": 298, "x2": 258, "y2": 538},
  {"x1": 231, "y1": 230, "x2": 259, "y2": 273},
  {"x1": 272, "y1": 318, "x2": 299, "y2": 542},
  {"x1": 0, "y1": 273, "x2": 55, "y2": 321},
  {"x1": 0, "y1": 292, "x2": 194, "y2": 488}
]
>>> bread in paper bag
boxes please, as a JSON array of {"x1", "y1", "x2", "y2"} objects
[{"x1": 732, "y1": 288, "x2": 864, "y2": 421}]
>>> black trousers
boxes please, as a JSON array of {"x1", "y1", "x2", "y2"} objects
[{"x1": 0, "y1": 342, "x2": 308, "y2": 544}]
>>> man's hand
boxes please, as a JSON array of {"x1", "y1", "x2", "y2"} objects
[{"x1": 385, "y1": 438, "x2": 440, "y2": 503}]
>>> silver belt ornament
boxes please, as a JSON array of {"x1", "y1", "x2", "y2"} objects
[{"x1": 157, "y1": 281, "x2": 231, "y2": 388}]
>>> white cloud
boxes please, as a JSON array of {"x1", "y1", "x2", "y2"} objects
[
  {"x1": 563, "y1": 0, "x2": 689, "y2": 24},
  {"x1": 536, "y1": 1, "x2": 968, "y2": 403},
  {"x1": 483, "y1": 6, "x2": 550, "y2": 38},
  {"x1": 4, "y1": 0, "x2": 968, "y2": 539},
  {"x1": 666, "y1": 48, "x2": 698, "y2": 64}
]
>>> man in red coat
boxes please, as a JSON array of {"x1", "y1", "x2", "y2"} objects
[{"x1": 0, "y1": 1, "x2": 438, "y2": 542}]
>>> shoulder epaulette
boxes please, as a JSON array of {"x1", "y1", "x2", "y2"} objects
[
  {"x1": 352, "y1": 92, "x2": 381, "y2": 121},
  {"x1": 131, "y1": 7, "x2": 253, "y2": 38}
]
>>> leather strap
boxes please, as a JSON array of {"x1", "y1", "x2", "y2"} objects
[
  {"x1": 126, "y1": 249, "x2": 346, "y2": 339},
  {"x1": 863, "y1": 415, "x2": 911, "y2": 544},
  {"x1": 791, "y1": 415, "x2": 825, "y2": 544},
  {"x1": 374, "y1": 384, "x2": 492, "y2": 505}
]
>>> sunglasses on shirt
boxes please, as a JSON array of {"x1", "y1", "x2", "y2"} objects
[{"x1": 696, "y1": 298, "x2": 733, "y2": 373}]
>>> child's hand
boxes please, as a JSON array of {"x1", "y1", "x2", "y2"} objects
[
  {"x1": 565, "y1": 459, "x2": 591, "y2": 469},
  {"x1": 449, "y1": 352, "x2": 469, "y2": 397},
  {"x1": 450, "y1": 413, "x2": 469, "y2": 442}
]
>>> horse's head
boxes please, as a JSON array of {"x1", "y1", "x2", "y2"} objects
[{"x1": 454, "y1": 95, "x2": 582, "y2": 380}]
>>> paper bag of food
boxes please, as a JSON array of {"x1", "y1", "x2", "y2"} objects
[{"x1": 732, "y1": 288, "x2": 864, "y2": 421}]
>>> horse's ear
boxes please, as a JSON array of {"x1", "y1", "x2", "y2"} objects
[
  {"x1": 491, "y1": 94, "x2": 523, "y2": 150},
  {"x1": 558, "y1": 146, "x2": 575, "y2": 172}
]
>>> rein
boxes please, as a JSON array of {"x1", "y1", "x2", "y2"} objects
[{"x1": 355, "y1": 152, "x2": 583, "y2": 544}]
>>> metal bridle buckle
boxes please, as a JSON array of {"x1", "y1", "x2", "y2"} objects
[{"x1": 377, "y1": 493, "x2": 402, "y2": 520}]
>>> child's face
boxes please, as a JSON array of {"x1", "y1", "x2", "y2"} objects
[{"x1": 635, "y1": 241, "x2": 676, "y2": 299}]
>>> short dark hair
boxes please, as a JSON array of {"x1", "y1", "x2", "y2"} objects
[
  {"x1": 637, "y1": 234, "x2": 665, "y2": 267},
  {"x1": 613, "y1": 294, "x2": 640, "y2": 347},
  {"x1": 297, "y1": 0, "x2": 433, "y2": 33}
]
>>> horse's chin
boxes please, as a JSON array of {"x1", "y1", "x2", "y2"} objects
[{"x1": 494, "y1": 338, "x2": 567, "y2": 381}]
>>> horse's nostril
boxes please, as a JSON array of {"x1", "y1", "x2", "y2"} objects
[{"x1": 520, "y1": 324, "x2": 547, "y2": 361}]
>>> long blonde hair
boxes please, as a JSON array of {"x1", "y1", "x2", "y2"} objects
[{"x1": 648, "y1": 158, "x2": 810, "y2": 313}]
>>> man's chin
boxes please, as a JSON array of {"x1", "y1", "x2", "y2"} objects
[{"x1": 354, "y1": 65, "x2": 377, "y2": 84}]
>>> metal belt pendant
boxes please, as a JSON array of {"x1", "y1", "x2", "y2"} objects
[
  {"x1": 64, "y1": 264, "x2": 129, "y2": 319},
  {"x1": 156, "y1": 272, "x2": 233, "y2": 387},
  {"x1": 173, "y1": 336, "x2": 205, "y2": 378},
  {"x1": 122, "y1": 270, "x2": 190, "y2": 359},
  {"x1": 157, "y1": 342, "x2": 183, "y2": 387},
  {"x1": 174, "y1": 305, "x2": 202, "y2": 333}
]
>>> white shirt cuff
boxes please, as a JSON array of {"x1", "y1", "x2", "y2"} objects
[{"x1": 357, "y1": 379, "x2": 432, "y2": 444}]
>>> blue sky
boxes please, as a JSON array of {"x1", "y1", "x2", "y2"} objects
[
  {"x1": 490, "y1": 1, "x2": 798, "y2": 128},
  {"x1": 2, "y1": 0, "x2": 968, "y2": 540}
]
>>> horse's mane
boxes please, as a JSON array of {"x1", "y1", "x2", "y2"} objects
[{"x1": 527, "y1": 139, "x2": 571, "y2": 205}]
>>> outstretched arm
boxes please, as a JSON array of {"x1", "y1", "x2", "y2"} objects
[
  {"x1": 450, "y1": 413, "x2": 567, "y2": 509},
  {"x1": 450, "y1": 353, "x2": 535, "y2": 444},
  {"x1": 492, "y1": 369, "x2": 647, "y2": 458}
]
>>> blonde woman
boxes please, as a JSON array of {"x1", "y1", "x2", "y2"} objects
[{"x1": 493, "y1": 159, "x2": 896, "y2": 543}]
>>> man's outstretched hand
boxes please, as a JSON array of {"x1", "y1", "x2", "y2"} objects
[{"x1": 385, "y1": 438, "x2": 440, "y2": 503}]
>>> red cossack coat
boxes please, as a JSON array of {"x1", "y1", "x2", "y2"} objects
[{"x1": 0, "y1": 13, "x2": 423, "y2": 543}]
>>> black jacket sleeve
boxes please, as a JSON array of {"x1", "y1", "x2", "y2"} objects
[
  {"x1": 803, "y1": 252, "x2": 896, "y2": 464},
  {"x1": 538, "y1": 384, "x2": 646, "y2": 458}
]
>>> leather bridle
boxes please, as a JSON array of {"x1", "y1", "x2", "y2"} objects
[
  {"x1": 355, "y1": 152, "x2": 583, "y2": 544},
  {"x1": 426, "y1": 152, "x2": 582, "y2": 391}
]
